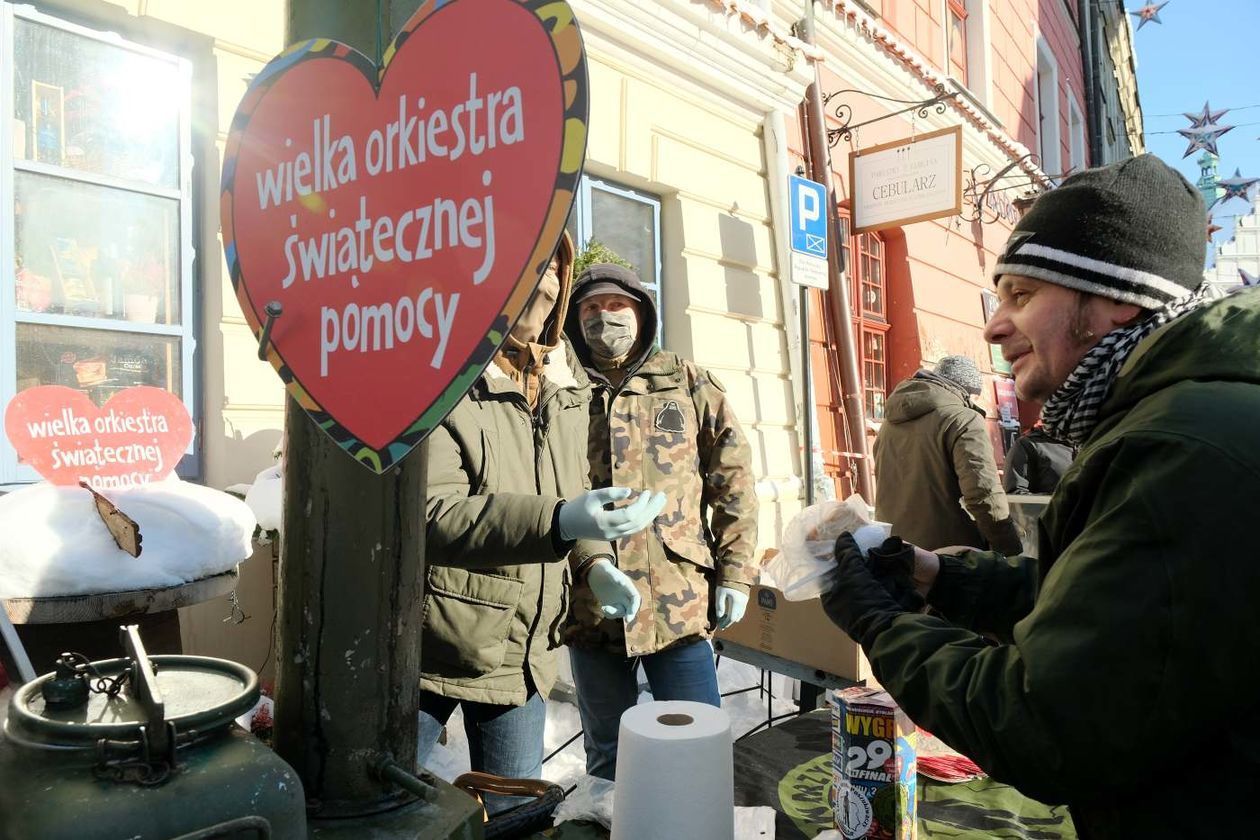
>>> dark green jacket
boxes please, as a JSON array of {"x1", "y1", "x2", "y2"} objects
[
  {"x1": 857, "y1": 290, "x2": 1260, "y2": 837},
  {"x1": 874, "y1": 373, "x2": 1022, "y2": 554},
  {"x1": 421, "y1": 339, "x2": 608, "y2": 706}
]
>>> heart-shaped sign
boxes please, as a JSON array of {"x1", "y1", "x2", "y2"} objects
[
  {"x1": 221, "y1": 0, "x2": 588, "y2": 472},
  {"x1": 4, "y1": 385, "x2": 194, "y2": 490}
]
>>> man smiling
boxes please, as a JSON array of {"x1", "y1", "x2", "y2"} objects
[{"x1": 821, "y1": 154, "x2": 1260, "y2": 837}]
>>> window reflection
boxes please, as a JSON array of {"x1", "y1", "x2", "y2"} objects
[
  {"x1": 13, "y1": 18, "x2": 181, "y2": 188},
  {"x1": 16, "y1": 323, "x2": 181, "y2": 407}
]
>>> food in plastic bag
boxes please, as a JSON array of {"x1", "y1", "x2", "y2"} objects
[{"x1": 763, "y1": 494, "x2": 889, "y2": 601}]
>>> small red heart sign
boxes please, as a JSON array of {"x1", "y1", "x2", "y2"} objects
[
  {"x1": 4, "y1": 386, "x2": 193, "y2": 490},
  {"x1": 221, "y1": 0, "x2": 588, "y2": 472}
]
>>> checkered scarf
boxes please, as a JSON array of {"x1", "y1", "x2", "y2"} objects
[{"x1": 1040, "y1": 287, "x2": 1210, "y2": 446}]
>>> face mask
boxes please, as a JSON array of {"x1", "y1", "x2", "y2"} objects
[
  {"x1": 581, "y1": 310, "x2": 638, "y2": 360},
  {"x1": 511, "y1": 272, "x2": 560, "y2": 344}
]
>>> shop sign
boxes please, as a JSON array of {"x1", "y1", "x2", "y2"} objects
[
  {"x1": 850, "y1": 126, "x2": 962, "y2": 234},
  {"x1": 4, "y1": 385, "x2": 193, "y2": 490},
  {"x1": 994, "y1": 378, "x2": 1019, "y2": 425},
  {"x1": 980, "y1": 289, "x2": 1011, "y2": 374},
  {"x1": 220, "y1": 0, "x2": 588, "y2": 472}
]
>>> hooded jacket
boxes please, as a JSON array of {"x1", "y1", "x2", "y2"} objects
[
  {"x1": 421, "y1": 232, "x2": 609, "y2": 705},
  {"x1": 852, "y1": 289, "x2": 1260, "y2": 837},
  {"x1": 874, "y1": 372, "x2": 1022, "y2": 554},
  {"x1": 1002, "y1": 426, "x2": 1075, "y2": 495},
  {"x1": 563, "y1": 265, "x2": 759, "y2": 655}
]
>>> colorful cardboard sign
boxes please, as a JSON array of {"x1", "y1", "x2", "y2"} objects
[
  {"x1": 220, "y1": 0, "x2": 588, "y2": 472},
  {"x1": 4, "y1": 385, "x2": 193, "y2": 490}
]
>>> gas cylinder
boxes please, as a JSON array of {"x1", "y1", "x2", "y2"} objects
[{"x1": 0, "y1": 625, "x2": 306, "y2": 839}]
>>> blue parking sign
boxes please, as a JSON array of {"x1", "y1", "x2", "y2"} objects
[{"x1": 789, "y1": 175, "x2": 828, "y2": 259}]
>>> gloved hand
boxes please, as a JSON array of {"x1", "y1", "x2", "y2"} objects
[
  {"x1": 714, "y1": 586, "x2": 749, "y2": 630},
  {"x1": 557, "y1": 487, "x2": 667, "y2": 542},
  {"x1": 867, "y1": 537, "x2": 927, "y2": 612},
  {"x1": 587, "y1": 559, "x2": 641, "y2": 619},
  {"x1": 820, "y1": 532, "x2": 906, "y2": 650}
]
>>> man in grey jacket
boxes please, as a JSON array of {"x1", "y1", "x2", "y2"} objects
[{"x1": 873, "y1": 356, "x2": 1022, "y2": 555}]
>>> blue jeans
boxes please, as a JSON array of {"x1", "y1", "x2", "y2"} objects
[
  {"x1": 416, "y1": 689, "x2": 547, "y2": 815},
  {"x1": 569, "y1": 639, "x2": 721, "y2": 781}
]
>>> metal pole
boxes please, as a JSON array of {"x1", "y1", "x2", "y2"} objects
[
  {"x1": 800, "y1": 283, "x2": 815, "y2": 508},
  {"x1": 798, "y1": 6, "x2": 875, "y2": 501},
  {"x1": 275, "y1": 0, "x2": 428, "y2": 818}
]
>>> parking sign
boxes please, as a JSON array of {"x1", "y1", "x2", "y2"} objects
[{"x1": 789, "y1": 175, "x2": 829, "y2": 289}]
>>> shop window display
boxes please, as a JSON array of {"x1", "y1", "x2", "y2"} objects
[{"x1": 2, "y1": 7, "x2": 193, "y2": 482}]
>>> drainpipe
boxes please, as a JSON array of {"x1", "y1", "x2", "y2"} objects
[
  {"x1": 1079, "y1": 0, "x2": 1103, "y2": 163},
  {"x1": 798, "y1": 6, "x2": 874, "y2": 502}
]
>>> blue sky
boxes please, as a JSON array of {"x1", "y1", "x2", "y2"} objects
[{"x1": 1130, "y1": 0, "x2": 1260, "y2": 264}]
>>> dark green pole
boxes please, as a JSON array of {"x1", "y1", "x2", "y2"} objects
[{"x1": 275, "y1": 0, "x2": 428, "y2": 818}]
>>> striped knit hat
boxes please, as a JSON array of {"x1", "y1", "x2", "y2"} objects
[{"x1": 994, "y1": 154, "x2": 1205, "y2": 309}]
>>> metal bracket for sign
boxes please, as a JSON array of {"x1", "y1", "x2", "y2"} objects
[
  {"x1": 257, "y1": 300, "x2": 283, "y2": 361},
  {"x1": 822, "y1": 83, "x2": 961, "y2": 147},
  {"x1": 960, "y1": 152, "x2": 1045, "y2": 224}
]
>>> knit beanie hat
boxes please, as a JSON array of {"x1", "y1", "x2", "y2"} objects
[
  {"x1": 994, "y1": 154, "x2": 1205, "y2": 310},
  {"x1": 934, "y1": 355, "x2": 982, "y2": 396}
]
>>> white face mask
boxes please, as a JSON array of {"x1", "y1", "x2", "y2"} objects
[{"x1": 581, "y1": 310, "x2": 639, "y2": 361}]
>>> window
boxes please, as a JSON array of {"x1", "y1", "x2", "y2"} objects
[
  {"x1": 1, "y1": 6, "x2": 194, "y2": 484},
  {"x1": 942, "y1": 0, "x2": 991, "y2": 109},
  {"x1": 836, "y1": 214, "x2": 889, "y2": 419},
  {"x1": 1035, "y1": 37, "x2": 1061, "y2": 175},
  {"x1": 946, "y1": 0, "x2": 969, "y2": 86},
  {"x1": 1067, "y1": 93, "x2": 1086, "y2": 174},
  {"x1": 565, "y1": 176, "x2": 663, "y2": 343}
]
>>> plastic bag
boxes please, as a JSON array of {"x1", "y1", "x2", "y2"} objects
[{"x1": 763, "y1": 494, "x2": 889, "y2": 602}]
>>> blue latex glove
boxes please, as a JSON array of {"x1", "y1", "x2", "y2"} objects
[
  {"x1": 557, "y1": 487, "x2": 667, "y2": 542},
  {"x1": 587, "y1": 559, "x2": 641, "y2": 619},
  {"x1": 714, "y1": 586, "x2": 749, "y2": 630}
]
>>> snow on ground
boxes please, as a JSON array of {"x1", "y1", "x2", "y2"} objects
[
  {"x1": 0, "y1": 479, "x2": 256, "y2": 598},
  {"x1": 421, "y1": 646, "x2": 802, "y2": 791}
]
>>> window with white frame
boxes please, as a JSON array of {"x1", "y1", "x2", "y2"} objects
[
  {"x1": 1067, "y1": 92, "x2": 1086, "y2": 174},
  {"x1": 1035, "y1": 37, "x2": 1061, "y2": 176},
  {"x1": 565, "y1": 176, "x2": 663, "y2": 344},
  {"x1": 1, "y1": 5, "x2": 195, "y2": 484}
]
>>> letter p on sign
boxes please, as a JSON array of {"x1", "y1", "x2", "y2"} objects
[{"x1": 797, "y1": 188, "x2": 819, "y2": 230}]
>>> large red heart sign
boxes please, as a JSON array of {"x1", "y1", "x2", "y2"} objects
[
  {"x1": 4, "y1": 386, "x2": 194, "y2": 490},
  {"x1": 221, "y1": 0, "x2": 587, "y2": 472}
]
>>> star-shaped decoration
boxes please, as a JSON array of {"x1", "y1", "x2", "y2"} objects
[
  {"x1": 1215, "y1": 168, "x2": 1259, "y2": 204},
  {"x1": 1184, "y1": 101, "x2": 1229, "y2": 129},
  {"x1": 1207, "y1": 215, "x2": 1223, "y2": 241},
  {"x1": 1177, "y1": 123, "x2": 1234, "y2": 158},
  {"x1": 1239, "y1": 268, "x2": 1259, "y2": 287},
  {"x1": 1129, "y1": 2, "x2": 1169, "y2": 30}
]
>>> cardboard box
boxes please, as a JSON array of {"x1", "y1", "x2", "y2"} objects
[{"x1": 715, "y1": 584, "x2": 873, "y2": 684}]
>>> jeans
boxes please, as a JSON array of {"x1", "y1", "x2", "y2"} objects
[
  {"x1": 416, "y1": 689, "x2": 547, "y2": 815},
  {"x1": 569, "y1": 639, "x2": 721, "y2": 780}
]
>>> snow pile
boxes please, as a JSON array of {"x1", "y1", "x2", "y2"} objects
[
  {"x1": 0, "y1": 480, "x2": 256, "y2": 599},
  {"x1": 243, "y1": 465, "x2": 283, "y2": 534}
]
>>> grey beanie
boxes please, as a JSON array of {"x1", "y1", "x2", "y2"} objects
[
  {"x1": 934, "y1": 356, "x2": 982, "y2": 396},
  {"x1": 994, "y1": 154, "x2": 1205, "y2": 310}
]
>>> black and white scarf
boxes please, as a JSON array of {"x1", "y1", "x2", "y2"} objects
[{"x1": 1040, "y1": 287, "x2": 1211, "y2": 446}]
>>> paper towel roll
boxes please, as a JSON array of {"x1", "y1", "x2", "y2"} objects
[{"x1": 611, "y1": 700, "x2": 734, "y2": 840}]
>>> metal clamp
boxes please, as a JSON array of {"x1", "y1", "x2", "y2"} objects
[{"x1": 257, "y1": 301, "x2": 283, "y2": 361}]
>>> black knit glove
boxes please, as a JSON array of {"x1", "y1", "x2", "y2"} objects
[
  {"x1": 868, "y1": 537, "x2": 927, "y2": 613},
  {"x1": 820, "y1": 533, "x2": 906, "y2": 650}
]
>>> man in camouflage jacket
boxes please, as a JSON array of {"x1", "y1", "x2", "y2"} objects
[{"x1": 563, "y1": 262, "x2": 759, "y2": 780}]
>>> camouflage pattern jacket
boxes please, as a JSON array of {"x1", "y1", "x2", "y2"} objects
[{"x1": 565, "y1": 349, "x2": 759, "y2": 655}]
